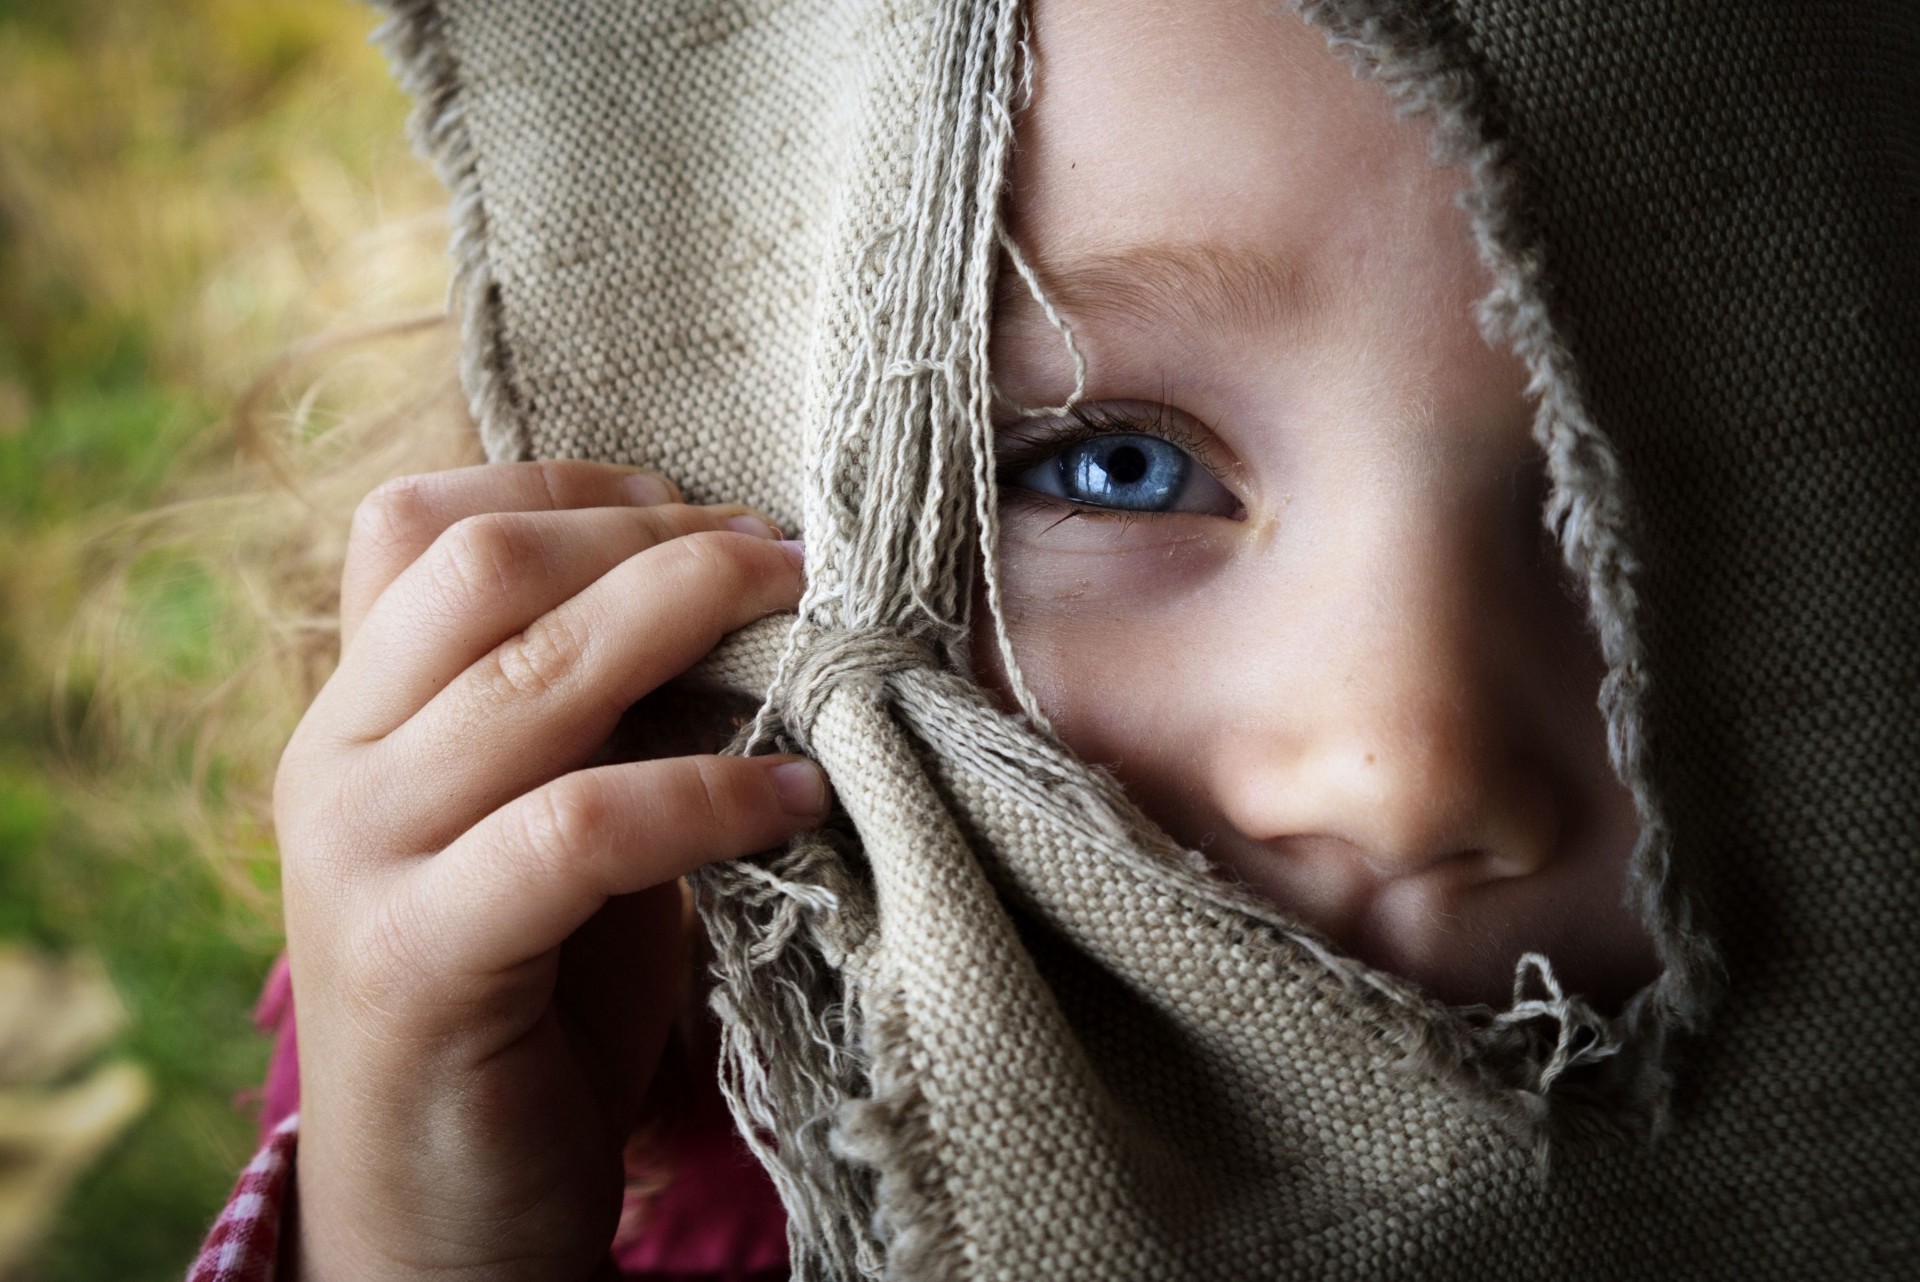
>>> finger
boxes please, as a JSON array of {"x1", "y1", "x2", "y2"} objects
[
  {"x1": 549, "y1": 882, "x2": 692, "y2": 1121},
  {"x1": 324, "y1": 503, "x2": 786, "y2": 742},
  {"x1": 363, "y1": 531, "x2": 805, "y2": 853},
  {"x1": 391, "y1": 754, "x2": 829, "y2": 986},
  {"x1": 341, "y1": 461, "x2": 684, "y2": 649}
]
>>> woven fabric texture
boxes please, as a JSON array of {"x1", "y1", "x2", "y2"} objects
[
  {"x1": 1447, "y1": 1, "x2": 1920, "y2": 1270},
  {"x1": 373, "y1": 1, "x2": 1919, "y2": 1277}
]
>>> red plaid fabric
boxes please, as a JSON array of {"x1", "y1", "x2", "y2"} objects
[{"x1": 186, "y1": 1111, "x2": 298, "y2": 1282}]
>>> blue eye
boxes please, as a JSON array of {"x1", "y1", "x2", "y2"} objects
[{"x1": 1011, "y1": 432, "x2": 1238, "y2": 515}]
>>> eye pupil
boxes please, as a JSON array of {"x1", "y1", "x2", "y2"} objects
[
  {"x1": 1005, "y1": 420, "x2": 1240, "y2": 519},
  {"x1": 1058, "y1": 433, "x2": 1190, "y2": 511},
  {"x1": 1106, "y1": 444, "x2": 1148, "y2": 485}
]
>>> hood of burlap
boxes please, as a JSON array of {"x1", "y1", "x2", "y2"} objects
[{"x1": 373, "y1": 2, "x2": 1920, "y2": 1277}]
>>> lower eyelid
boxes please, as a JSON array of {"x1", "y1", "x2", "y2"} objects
[{"x1": 998, "y1": 488, "x2": 1240, "y2": 532}]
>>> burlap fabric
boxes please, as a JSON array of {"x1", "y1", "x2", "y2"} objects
[{"x1": 373, "y1": 1, "x2": 1919, "y2": 1277}]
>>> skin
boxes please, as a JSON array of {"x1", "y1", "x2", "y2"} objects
[
  {"x1": 981, "y1": 0, "x2": 1660, "y2": 1011},
  {"x1": 276, "y1": 0, "x2": 1657, "y2": 1275},
  {"x1": 276, "y1": 465, "x2": 826, "y2": 1280}
]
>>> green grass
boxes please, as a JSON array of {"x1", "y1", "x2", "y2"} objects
[
  {"x1": 0, "y1": 773, "x2": 282, "y2": 1280},
  {"x1": 0, "y1": 2, "x2": 446, "y2": 1276}
]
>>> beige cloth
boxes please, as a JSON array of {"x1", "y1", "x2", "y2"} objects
[{"x1": 373, "y1": 1, "x2": 1920, "y2": 1277}]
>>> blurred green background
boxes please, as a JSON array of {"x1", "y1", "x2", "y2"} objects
[{"x1": 0, "y1": 0, "x2": 448, "y2": 1275}]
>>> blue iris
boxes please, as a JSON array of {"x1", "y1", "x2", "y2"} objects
[{"x1": 1055, "y1": 434, "x2": 1190, "y2": 511}]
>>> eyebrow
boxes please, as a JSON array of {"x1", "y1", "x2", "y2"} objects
[{"x1": 994, "y1": 239, "x2": 1329, "y2": 340}]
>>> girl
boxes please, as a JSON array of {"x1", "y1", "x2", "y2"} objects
[{"x1": 192, "y1": 0, "x2": 1919, "y2": 1279}]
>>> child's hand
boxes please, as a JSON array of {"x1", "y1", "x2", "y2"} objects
[{"x1": 272, "y1": 460, "x2": 822, "y2": 1281}]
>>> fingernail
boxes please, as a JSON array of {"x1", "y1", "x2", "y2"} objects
[
  {"x1": 726, "y1": 514, "x2": 780, "y2": 540},
  {"x1": 777, "y1": 539, "x2": 806, "y2": 570},
  {"x1": 621, "y1": 472, "x2": 674, "y2": 505},
  {"x1": 767, "y1": 759, "x2": 829, "y2": 817}
]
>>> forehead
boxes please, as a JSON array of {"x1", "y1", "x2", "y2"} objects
[{"x1": 1008, "y1": 0, "x2": 1465, "y2": 295}]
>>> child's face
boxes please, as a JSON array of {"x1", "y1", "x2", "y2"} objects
[{"x1": 982, "y1": 0, "x2": 1659, "y2": 1010}]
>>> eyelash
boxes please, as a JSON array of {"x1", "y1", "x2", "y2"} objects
[{"x1": 992, "y1": 402, "x2": 1238, "y2": 523}]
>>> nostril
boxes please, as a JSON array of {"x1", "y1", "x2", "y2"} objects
[
  {"x1": 1214, "y1": 733, "x2": 1563, "y2": 888},
  {"x1": 1334, "y1": 746, "x2": 1561, "y2": 885},
  {"x1": 1357, "y1": 840, "x2": 1502, "y2": 884}
]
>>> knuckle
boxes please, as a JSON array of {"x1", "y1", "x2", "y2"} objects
[
  {"x1": 515, "y1": 774, "x2": 613, "y2": 874},
  {"x1": 431, "y1": 513, "x2": 526, "y2": 609},
  {"x1": 351, "y1": 474, "x2": 439, "y2": 556},
  {"x1": 480, "y1": 609, "x2": 590, "y2": 702},
  {"x1": 343, "y1": 891, "x2": 442, "y2": 1022},
  {"x1": 277, "y1": 753, "x2": 379, "y2": 891},
  {"x1": 270, "y1": 732, "x2": 309, "y2": 832},
  {"x1": 273, "y1": 786, "x2": 320, "y2": 892},
  {"x1": 669, "y1": 528, "x2": 778, "y2": 594},
  {"x1": 273, "y1": 732, "x2": 341, "y2": 866}
]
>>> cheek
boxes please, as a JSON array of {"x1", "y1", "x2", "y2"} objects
[
  {"x1": 993, "y1": 516, "x2": 1226, "y2": 617},
  {"x1": 977, "y1": 520, "x2": 1237, "y2": 789}
]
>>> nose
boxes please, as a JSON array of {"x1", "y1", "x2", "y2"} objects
[
  {"x1": 1218, "y1": 515, "x2": 1562, "y2": 887},
  {"x1": 1256, "y1": 695, "x2": 1560, "y2": 884}
]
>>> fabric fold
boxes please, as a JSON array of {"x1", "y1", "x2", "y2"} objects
[{"x1": 372, "y1": 0, "x2": 1920, "y2": 1276}]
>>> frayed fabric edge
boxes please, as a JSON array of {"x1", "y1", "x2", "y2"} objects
[
  {"x1": 695, "y1": 4, "x2": 1724, "y2": 1274},
  {"x1": 1293, "y1": 0, "x2": 1725, "y2": 1128},
  {"x1": 702, "y1": 0, "x2": 1036, "y2": 1267},
  {"x1": 697, "y1": 829, "x2": 891, "y2": 1282},
  {"x1": 368, "y1": 0, "x2": 530, "y2": 464},
  {"x1": 383, "y1": 0, "x2": 1736, "y2": 1270}
]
